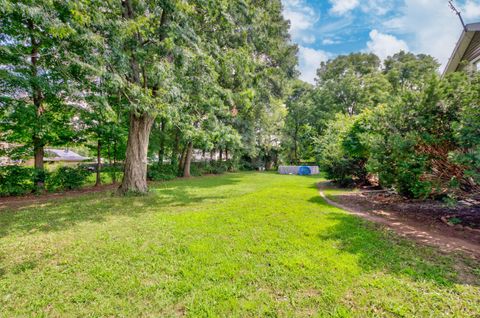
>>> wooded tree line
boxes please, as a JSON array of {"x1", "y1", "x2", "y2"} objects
[
  {"x1": 283, "y1": 52, "x2": 480, "y2": 199},
  {"x1": 1, "y1": 0, "x2": 297, "y2": 194}
]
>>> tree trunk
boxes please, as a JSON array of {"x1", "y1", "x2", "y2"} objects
[
  {"x1": 219, "y1": 148, "x2": 223, "y2": 161},
  {"x1": 33, "y1": 137, "x2": 45, "y2": 189},
  {"x1": 294, "y1": 125, "x2": 298, "y2": 165},
  {"x1": 112, "y1": 139, "x2": 118, "y2": 184},
  {"x1": 183, "y1": 142, "x2": 193, "y2": 178},
  {"x1": 178, "y1": 146, "x2": 187, "y2": 173},
  {"x1": 158, "y1": 118, "x2": 166, "y2": 165},
  {"x1": 29, "y1": 20, "x2": 45, "y2": 191},
  {"x1": 172, "y1": 128, "x2": 180, "y2": 165},
  {"x1": 118, "y1": 112, "x2": 155, "y2": 195},
  {"x1": 265, "y1": 161, "x2": 273, "y2": 170},
  {"x1": 96, "y1": 139, "x2": 102, "y2": 187},
  {"x1": 225, "y1": 147, "x2": 229, "y2": 161}
]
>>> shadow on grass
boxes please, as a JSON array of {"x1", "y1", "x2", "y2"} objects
[
  {"x1": 0, "y1": 174, "x2": 242, "y2": 238},
  {"x1": 309, "y1": 194, "x2": 480, "y2": 287}
]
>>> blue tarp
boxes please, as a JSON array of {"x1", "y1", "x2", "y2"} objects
[{"x1": 298, "y1": 166, "x2": 312, "y2": 175}]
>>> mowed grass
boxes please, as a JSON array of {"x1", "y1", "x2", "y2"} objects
[{"x1": 0, "y1": 172, "x2": 479, "y2": 317}]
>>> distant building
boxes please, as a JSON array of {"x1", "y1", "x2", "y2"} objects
[
  {"x1": 444, "y1": 22, "x2": 480, "y2": 75},
  {"x1": 0, "y1": 144, "x2": 90, "y2": 166},
  {"x1": 44, "y1": 149, "x2": 90, "y2": 163}
]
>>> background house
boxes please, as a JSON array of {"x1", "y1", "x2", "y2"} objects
[{"x1": 444, "y1": 22, "x2": 480, "y2": 74}]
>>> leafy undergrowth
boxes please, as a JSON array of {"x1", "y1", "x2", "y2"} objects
[{"x1": 0, "y1": 172, "x2": 479, "y2": 317}]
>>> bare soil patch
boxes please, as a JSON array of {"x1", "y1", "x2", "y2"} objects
[
  {"x1": 318, "y1": 182, "x2": 480, "y2": 259},
  {"x1": 0, "y1": 183, "x2": 118, "y2": 211}
]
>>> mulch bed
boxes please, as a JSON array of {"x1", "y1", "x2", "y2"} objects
[{"x1": 329, "y1": 185, "x2": 480, "y2": 245}]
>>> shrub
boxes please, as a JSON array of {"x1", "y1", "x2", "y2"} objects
[
  {"x1": 238, "y1": 158, "x2": 258, "y2": 171},
  {"x1": 0, "y1": 166, "x2": 35, "y2": 196},
  {"x1": 316, "y1": 114, "x2": 369, "y2": 187},
  {"x1": 367, "y1": 134, "x2": 433, "y2": 198},
  {"x1": 47, "y1": 166, "x2": 90, "y2": 191},
  {"x1": 364, "y1": 74, "x2": 480, "y2": 198},
  {"x1": 189, "y1": 163, "x2": 203, "y2": 177},
  {"x1": 147, "y1": 164, "x2": 177, "y2": 181}
]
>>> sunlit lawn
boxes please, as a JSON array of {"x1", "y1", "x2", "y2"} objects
[{"x1": 0, "y1": 172, "x2": 479, "y2": 317}]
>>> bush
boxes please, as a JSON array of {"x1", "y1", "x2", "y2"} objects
[
  {"x1": 47, "y1": 166, "x2": 90, "y2": 191},
  {"x1": 0, "y1": 166, "x2": 35, "y2": 196},
  {"x1": 147, "y1": 164, "x2": 177, "y2": 181},
  {"x1": 189, "y1": 162, "x2": 203, "y2": 177},
  {"x1": 316, "y1": 114, "x2": 369, "y2": 187},
  {"x1": 190, "y1": 160, "x2": 238, "y2": 175},
  {"x1": 237, "y1": 158, "x2": 258, "y2": 171},
  {"x1": 366, "y1": 133, "x2": 433, "y2": 198},
  {"x1": 364, "y1": 74, "x2": 480, "y2": 198}
]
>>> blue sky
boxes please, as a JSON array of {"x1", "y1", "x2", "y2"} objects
[{"x1": 282, "y1": 0, "x2": 480, "y2": 83}]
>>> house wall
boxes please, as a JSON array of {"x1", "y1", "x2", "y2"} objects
[{"x1": 459, "y1": 32, "x2": 480, "y2": 71}]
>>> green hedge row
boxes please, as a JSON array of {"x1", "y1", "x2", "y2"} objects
[{"x1": 0, "y1": 166, "x2": 93, "y2": 196}]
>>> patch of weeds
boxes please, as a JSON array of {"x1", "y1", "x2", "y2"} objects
[{"x1": 448, "y1": 217, "x2": 462, "y2": 225}]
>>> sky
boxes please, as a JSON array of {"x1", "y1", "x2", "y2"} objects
[{"x1": 282, "y1": 0, "x2": 480, "y2": 83}]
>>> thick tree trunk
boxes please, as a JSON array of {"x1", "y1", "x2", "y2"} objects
[
  {"x1": 33, "y1": 137, "x2": 44, "y2": 189},
  {"x1": 265, "y1": 161, "x2": 273, "y2": 170},
  {"x1": 30, "y1": 20, "x2": 45, "y2": 191},
  {"x1": 118, "y1": 112, "x2": 155, "y2": 195},
  {"x1": 225, "y1": 147, "x2": 229, "y2": 161},
  {"x1": 178, "y1": 146, "x2": 187, "y2": 173},
  {"x1": 96, "y1": 139, "x2": 102, "y2": 187},
  {"x1": 183, "y1": 142, "x2": 193, "y2": 178}
]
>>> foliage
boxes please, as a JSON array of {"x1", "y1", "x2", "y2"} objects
[
  {"x1": 1, "y1": 0, "x2": 296, "y2": 192},
  {"x1": 0, "y1": 0, "x2": 83, "y2": 188},
  {"x1": 147, "y1": 164, "x2": 178, "y2": 182},
  {"x1": 46, "y1": 166, "x2": 90, "y2": 191},
  {"x1": 293, "y1": 50, "x2": 479, "y2": 199},
  {"x1": 282, "y1": 81, "x2": 316, "y2": 164},
  {"x1": 0, "y1": 166, "x2": 35, "y2": 196},
  {"x1": 448, "y1": 73, "x2": 480, "y2": 187},
  {"x1": 316, "y1": 114, "x2": 369, "y2": 186},
  {"x1": 315, "y1": 53, "x2": 389, "y2": 116},
  {"x1": 364, "y1": 72, "x2": 480, "y2": 198}
]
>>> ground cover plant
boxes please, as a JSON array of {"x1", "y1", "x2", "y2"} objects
[{"x1": 0, "y1": 172, "x2": 479, "y2": 317}]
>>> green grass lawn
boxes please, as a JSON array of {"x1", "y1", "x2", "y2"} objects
[{"x1": 0, "y1": 172, "x2": 479, "y2": 317}]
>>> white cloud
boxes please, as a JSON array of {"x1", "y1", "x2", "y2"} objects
[
  {"x1": 362, "y1": 0, "x2": 395, "y2": 15},
  {"x1": 366, "y1": 29, "x2": 409, "y2": 60},
  {"x1": 330, "y1": 0, "x2": 359, "y2": 15},
  {"x1": 297, "y1": 46, "x2": 329, "y2": 84},
  {"x1": 322, "y1": 38, "x2": 340, "y2": 45},
  {"x1": 302, "y1": 34, "x2": 316, "y2": 44},
  {"x1": 384, "y1": 0, "x2": 480, "y2": 70},
  {"x1": 330, "y1": 0, "x2": 395, "y2": 16},
  {"x1": 464, "y1": 0, "x2": 480, "y2": 19},
  {"x1": 282, "y1": 0, "x2": 318, "y2": 44}
]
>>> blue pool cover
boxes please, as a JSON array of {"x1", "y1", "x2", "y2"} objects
[{"x1": 298, "y1": 166, "x2": 312, "y2": 176}]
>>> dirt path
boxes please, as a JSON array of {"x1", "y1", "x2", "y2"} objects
[
  {"x1": 317, "y1": 183, "x2": 480, "y2": 260},
  {"x1": 0, "y1": 184, "x2": 118, "y2": 211}
]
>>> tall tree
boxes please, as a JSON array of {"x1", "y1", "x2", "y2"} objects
[
  {"x1": 1, "y1": 0, "x2": 81, "y2": 189},
  {"x1": 315, "y1": 53, "x2": 386, "y2": 116},
  {"x1": 283, "y1": 81, "x2": 314, "y2": 164},
  {"x1": 76, "y1": 0, "x2": 197, "y2": 194}
]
